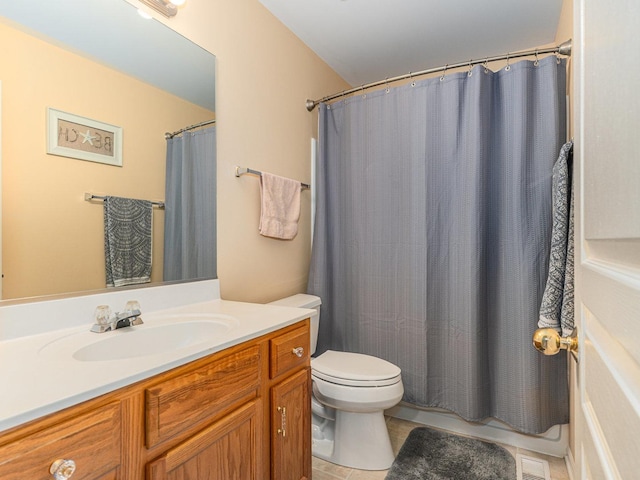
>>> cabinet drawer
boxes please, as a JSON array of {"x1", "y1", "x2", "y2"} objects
[
  {"x1": 0, "y1": 402, "x2": 121, "y2": 480},
  {"x1": 145, "y1": 345, "x2": 260, "y2": 448},
  {"x1": 270, "y1": 325, "x2": 310, "y2": 379}
]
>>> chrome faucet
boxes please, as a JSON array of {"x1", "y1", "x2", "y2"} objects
[{"x1": 91, "y1": 302, "x2": 144, "y2": 333}]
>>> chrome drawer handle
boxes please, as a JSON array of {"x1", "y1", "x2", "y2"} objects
[
  {"x1": 292, "y1": 347, "x2": 304, "y2": 358},
  {"x1": 50, "y1": 459, "x2": 76, "y2": 479}
]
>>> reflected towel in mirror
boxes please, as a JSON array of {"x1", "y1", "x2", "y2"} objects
[{"x1": 104, "y1": 196, "x2": 153, "y2": 287}]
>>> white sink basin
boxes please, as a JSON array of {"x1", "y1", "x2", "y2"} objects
[{"x1": 39, "y1": 314, "x2": 239, "y2": 362}]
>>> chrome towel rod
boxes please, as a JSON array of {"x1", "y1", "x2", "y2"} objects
[
  {"x1": 84, "y1": 193, "x2": 165, "y2": 209},
  {"x1": 305, "y1": 39, "x2": 572, "y2": 111},
  {"x1": 235, "y1": 166, "x2": 310, "y2": 190}
]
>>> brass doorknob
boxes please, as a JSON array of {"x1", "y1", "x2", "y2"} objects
[{"x1": 532, "y1": 328, "x2": 578, "y2": 355}]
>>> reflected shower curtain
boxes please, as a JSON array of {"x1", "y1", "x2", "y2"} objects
[
  {"x1": 164, "y1": 126, "x2": 217, "y2": 281},
  {"x1": 308, "y1": 56, "x2": 568, "y2": 434}
]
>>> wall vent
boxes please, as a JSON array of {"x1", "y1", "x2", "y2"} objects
[{"x1": 516, "y1": 453, "x2": 551, "y2": 480}]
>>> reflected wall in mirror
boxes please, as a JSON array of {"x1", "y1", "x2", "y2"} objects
[{"x1": 0, "y1": 0, "x2": 217, "y2": 300}]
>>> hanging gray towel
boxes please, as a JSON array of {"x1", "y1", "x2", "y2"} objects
[
  {"x1": 539, "y1": 141, "x2": 574, "y2": 336},
  {"x1": 104, "y1": 196, "x2": 153, "y2": 287}
]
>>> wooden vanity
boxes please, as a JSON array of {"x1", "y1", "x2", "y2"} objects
[{"x1": 0, "y1": 320, "x2": 311, "y2": 480}]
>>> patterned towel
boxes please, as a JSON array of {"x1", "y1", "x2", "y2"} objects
[
  {"x1": 538, "y1": 142, "x2": 574, "y2": 336},
  {"x1": 104, "y1": 196, "x2": 153, "y2": 287}
]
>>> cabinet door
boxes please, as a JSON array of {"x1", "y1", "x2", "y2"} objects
[
  {"x1": 147, "y1": 399, "x2": 262, "y2": 480},
  {"x1": 270, "y1": 368, "x2": 310, "y2": 480}
]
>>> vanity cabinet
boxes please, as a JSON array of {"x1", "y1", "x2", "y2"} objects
[{"x1": 0, "y1": 320, "x2": 310, "y2": 480}]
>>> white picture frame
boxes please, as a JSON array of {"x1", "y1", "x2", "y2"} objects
[{"x1": 47, "y1": 108, "x2": 123, "y2": 166}]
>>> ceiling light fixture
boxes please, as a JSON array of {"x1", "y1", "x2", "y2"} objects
[{"x1": 138, "y1": 0, "x2": 185, "y2": 18}]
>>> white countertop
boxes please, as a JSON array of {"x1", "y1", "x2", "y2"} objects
[{"x1": 0, "y1": 281, "x2": 313, "y2": 433}]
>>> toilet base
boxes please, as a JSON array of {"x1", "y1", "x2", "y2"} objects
[{"x1": 312, "y1": 409, "x2": 395, "y2": 471}]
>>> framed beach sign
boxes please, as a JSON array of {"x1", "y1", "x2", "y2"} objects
[{"x1": 47, "y1": 108, "x2": 123, "y2": 166}]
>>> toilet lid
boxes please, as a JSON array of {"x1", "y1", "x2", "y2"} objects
[{"x1": 312, "y1": 350, "x2": 401, "y2": 387}]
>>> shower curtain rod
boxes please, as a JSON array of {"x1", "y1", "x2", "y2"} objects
[
  {"x1": 305, "y1": 39, "x2": 572, "y2": 112},
  {"x1": 165, "y1": 118, "x2": 216, "y2": 139}
]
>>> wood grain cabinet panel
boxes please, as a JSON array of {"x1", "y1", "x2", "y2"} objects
[
  {"x1": 147, "y1": 399, "x2": 262, "y2": 480},
  {"x1": 0, "y1": 401, "x2": 122, "y2": 480},
  {"x1": 270, "y1": 368, "x2": 311, "y2": 480},
  {"x1": 145, "y1": 345, "x2": 261, "y2": 448},
  {"x1": 269, "y1": 326, "x2": 310, "y2": 379}
]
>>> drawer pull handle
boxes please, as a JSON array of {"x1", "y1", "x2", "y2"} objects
[
  {"x1": 277, "y1": 406, "x2": 287, "y2": 437},
  {"x1": 292, "y1": 347, "x2": 304, "y2": 358},
  {"x1": 50, "y1": 459, "x2": 76, "y2": 479}
]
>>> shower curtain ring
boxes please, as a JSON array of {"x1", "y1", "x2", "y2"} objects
[
  {"x1": 440, "y1": 64, "x2": 448, "y2": 82},
  {"x1": 467, "y1": 59, "x2": 473, "y2": 77},
  {"x1": 534, "y1": 49, "x2": 539, "y2": 66},
  {"x1": 361, "y1": 84, "x2": 366, "y2": 98},
  {"x1": 483, "y1": 59, "x2": 489, "y2": 74},
  {"x1": 505, "y1": 53, "x2": 511, "y2": 71},
  {"x1": 409, "y1": 72, "x2": 416, "y2": 87},
  {"x1": 385, "y1": 78, "x2": 390, "y2": 93}
]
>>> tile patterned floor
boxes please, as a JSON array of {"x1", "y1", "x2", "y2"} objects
[{"x1": 311, "y1": 417, "x2": 570, "y2": 480}]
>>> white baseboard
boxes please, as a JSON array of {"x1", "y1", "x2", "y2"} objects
[{"x1": 386, "y1": 403, "x2": 569, "y2": 458}]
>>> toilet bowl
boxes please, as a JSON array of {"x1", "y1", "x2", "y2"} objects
[{"x1": 269, "y1": 294, "x2": 404, "y2": 471}]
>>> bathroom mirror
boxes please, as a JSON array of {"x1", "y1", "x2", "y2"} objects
[{"x1": 0, "y1": 0, "x2": 217, "y2": 300}]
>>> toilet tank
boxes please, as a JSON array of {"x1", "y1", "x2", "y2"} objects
[{"x1": 268, "y1": 294, "x2": 321, "y2": 355}]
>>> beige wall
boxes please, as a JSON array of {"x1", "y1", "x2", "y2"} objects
[
  {"x1": 1, "y1": 22, "x2": 214, "y2": 299},
  {"x1": 132, "y1": 0, "x2": 349, "y2": 302}
]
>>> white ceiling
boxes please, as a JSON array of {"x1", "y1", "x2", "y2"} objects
[{"x1": 259, "y1": 0, "x2": 564, "y2": 87}]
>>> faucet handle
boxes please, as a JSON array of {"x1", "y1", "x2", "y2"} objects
[
  {"x1": 94, "y1": 305, "x2": 112, "y2": 326},
  {"x1": 124, "y1": 300, "x2": 141, "y2": 313}
]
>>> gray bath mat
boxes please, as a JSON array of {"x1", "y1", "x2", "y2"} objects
[{"x1": 385, "y1": 427, "x2": 516, "y2": 480}]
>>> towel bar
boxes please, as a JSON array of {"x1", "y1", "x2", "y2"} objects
[
  {"x1": 84, "y1": 193, "x2": 165, "y2": 209},
  {"x1": 235, "y1": 166, "x2": 310, "y2": 190}
]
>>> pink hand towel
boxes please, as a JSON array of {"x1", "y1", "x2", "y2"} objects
[{"x1": 259, "y1": 172, "x2": 301, "y2": 240}]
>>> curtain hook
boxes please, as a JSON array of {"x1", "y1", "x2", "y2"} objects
[
  {"x1": 385, "y1": 77, "x2": 390, "y2": 93},
  {"x1": 483, "y1": 58, "x2": 489, "y2": 74},
  {"x1": 505, "y1": 53, "x2": 511, "y2": 71},
  {"x1": 440, "y1": 64, "x2": 448, "y2": 82},
  {"x1": 467, "y1": 59, "x2": 473, "y2": 77},
  {"x1": 556, "y1": 52, "x2": 562, "y2": 64},
  {"x1": 361, "y1": 84, "x2": 366, "y2": 98},
  {"x1": 409, "y1": 71, "x2": 416, "y2": 87},
  {"x1": 534, "y1": 49, "x2": 539, "y2": 66}
]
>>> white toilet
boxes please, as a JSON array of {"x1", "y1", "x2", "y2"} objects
[{"x1": 269, "y1": 294, "x2": 404, "y2": 471}]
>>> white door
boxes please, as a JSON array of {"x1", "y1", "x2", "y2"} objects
[{"x1": 574, "y1": 0, "x2": 640, "y2": 478}]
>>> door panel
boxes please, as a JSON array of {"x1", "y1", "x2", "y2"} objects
[{"x1": 575, "y1": 0, "x2": 640, "y2": 478}]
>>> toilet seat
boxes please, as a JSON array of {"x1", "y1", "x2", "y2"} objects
[{"x1": 312, "y1": 350, "x2": 402, "y2": 387}]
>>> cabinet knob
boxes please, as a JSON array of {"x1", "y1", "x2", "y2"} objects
[
  {"x1": 292, "y1": 347, "x2": 304, "y2": 358},
  {"x1": 50, "y1": 459, "x2": 76, "y2": 479}
]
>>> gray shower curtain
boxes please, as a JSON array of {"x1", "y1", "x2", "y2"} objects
[
  {"x1": 164, "y1": 125, "x2": 217, "y2": 281},
  {"x1": 308, "y1": 56, "x2": 568, "y2": 434}
]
